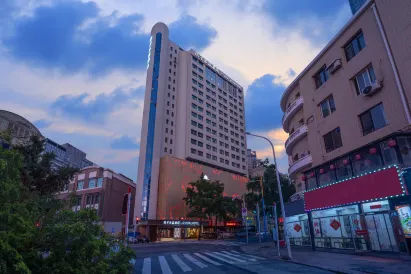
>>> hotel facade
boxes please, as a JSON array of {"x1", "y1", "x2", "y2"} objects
[{"x1": 134, "y1": 23, "x2": 248, "y2": 241}]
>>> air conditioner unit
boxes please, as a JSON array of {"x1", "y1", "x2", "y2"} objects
[
  {"x1": 327, "y1": 59, "x2": 342, "y2": 74},
  {"x1": 361, "y1": 81, "x2": 383, "y2": 96}
]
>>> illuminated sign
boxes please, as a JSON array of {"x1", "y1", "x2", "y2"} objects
[
  {"x1": 147, "y1": 36, "x2": 152, "y2": 70},
  {"x1": 163, "y1": 220, "x2": 199, "y2": 226},
  {"x1": 226, "y1": 222, "x2": 240, "y2": 226}
]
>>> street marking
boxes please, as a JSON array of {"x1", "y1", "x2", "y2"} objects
[
  {"x1": 213, "y1": 252, "x2": 247, "y2": 263},
  {"x1": 241, "y1": 253, "x2": 266, "y2": 260},
  {"x1": 230, "y1": 250, "x2": 240, "y2": 254},
  {"x1": 159, "y1": 256, "x2": 173, "y2": 274},
  {"x1": 221, "y1": 251, "x2": 256, "y2": 261},
  {"x1": 142, "y1": 258, "x2": 151, "y2": 274},
  {"x1": 203, "y1": 252, "x2": 235, "y2": 264},
  {"x1": 183, "y1": 254, "x2": 207, "y2": 268},
  {"x1": 171, "y1": 254, "x2": 192, "y2": 272},
  {"x1": 193, "y1": 253, "x2": 222, "y2": 266}
]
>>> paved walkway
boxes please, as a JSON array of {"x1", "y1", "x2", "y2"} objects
[{"x1": 241, "y1": 243, "x2": 411, "y2": 274}]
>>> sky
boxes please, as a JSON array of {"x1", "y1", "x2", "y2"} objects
[{"x1": 0, "y1": 0, "x2": 352, "y2": 181}]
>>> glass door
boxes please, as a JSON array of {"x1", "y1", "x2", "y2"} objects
[{"x1": 364, "y1": 213, "x2": 398, "y2": 252}]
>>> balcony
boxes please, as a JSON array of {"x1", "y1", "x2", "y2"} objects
[
  {"x1": 282, "y1": 97, "x2": 304, "y2": 133},
  {"x1": 289, "y1": 154, "x2": 313, "y2": 179},
  {"x1": 285, "y1": 125, "x2": 308, "y2": 155}
]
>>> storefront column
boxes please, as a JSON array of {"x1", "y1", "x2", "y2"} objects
[{"x1": 308, "y1": 211, "x2": 316, "y2": 251}]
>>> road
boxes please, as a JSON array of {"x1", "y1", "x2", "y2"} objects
[{"x1": 131, "y1": 240, "x2": 335, "y2": 274}]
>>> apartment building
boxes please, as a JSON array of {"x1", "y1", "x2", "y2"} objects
[
  {"x1": 45, "y1": 139, "x2": 95, "y2": 169},
  {"x1": 58, "y1": 166, "x2": 136, "y2": 235},
  {"x1": 134, "y1": 22, "x2": 248, "y2": 229},
  {"x1": 281, "y1": 0, "x2": 411, "y2": 254}
]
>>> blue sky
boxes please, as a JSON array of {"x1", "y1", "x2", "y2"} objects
[{"x1": 0, "y1": 0, "x2": 351, "y2": 181}]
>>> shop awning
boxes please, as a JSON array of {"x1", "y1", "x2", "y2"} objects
[{"x1": 304, "y1": 166, "x2": 406, "y2": 211}]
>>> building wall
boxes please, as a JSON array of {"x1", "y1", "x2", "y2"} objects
[
  {"x1": 0, "y1": 110, "x2": 42, "y2": 145},
  {"x1": 135, "y1": 22, "x2": 247, "y2": 222},
  {"x1": 156, "y1": 155, "x2": 248, "y2": 220},
  {"x1": 58, "y1": 167, "x2": 136, "y2": 227},
  {"x1": 281, "y1": 0, "x2": 411, "y2": 190}
]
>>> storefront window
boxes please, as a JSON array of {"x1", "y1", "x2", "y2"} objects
[
  {"x1": 362, "y1": 200, "x2": 390, "y2": 213},
  {"x1": 286, "y1": 214, "x2": 310, "y2": 246},
  {"x1": 335, "y1": 158, "x2": 352, "y2": 181},
  {"x1": 352, "y1": 147, "x2": 382, "y2": 175},
  {"x1": 398, "y1": 136, "x2": 411, "y2": 165},
  {"x1": 318, "y1": 166, "x2": 336, "y2": 186},
  {"x1": 305, "y1": 172, "x2": 317, "y2": 190},
  {"x1": 380, "y1": 140, "x2": 399, "y2": 166}
]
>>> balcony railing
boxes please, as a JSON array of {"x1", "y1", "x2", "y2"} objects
[
  {"x1": 285, "y1": 125, "x2": 308, "y2": 155},
  {"x1": 282, "y1": 97, "x2": 304, "y2": 133},
  {"x1": 289, "y1": 155, "x2": 313, "y2": 179}
]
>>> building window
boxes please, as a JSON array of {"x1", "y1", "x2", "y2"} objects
[
  {"x1": 77, "y1": 180, "x2": 84, "y2": 190},
  {"x1": 319, "y1": 95, "x2": 336, "y2": 118},
  {"x1": 191, "y1": 139, "x2": 197, "y2": 145},
  {"x1": 88, "y1": 179, "x2": 96, "y2": 188},
  {"x1": 359, "y1": 103, "x2": 387, "y2": 135},
  {"x1": 191, "y1": 129, "x2": 197, "y2": 136},
  {"x1": 353, "y1": 65, "x2": 376, "y2": 95},
  {"x1": 323, "y1": 127, "x2": 343, "y2": 153},
  {"x1": 198, "y1": 151, "x2": 203, "y2": 156},
  {"x1": 191, "y1": 148, "x2": 197, "y2": 154},
  {"x1": 164, "y1": 147, "x2": 167, "y2": 152},
  {"x1": 313, "y1": 65, "x2": 329, "y2": 88},
  {"x1": 97, "y1": 178, "x2": 103, "y2": 187},
  {"x1": 344, "y1": 31, "x2": 365, "y2": 61}
]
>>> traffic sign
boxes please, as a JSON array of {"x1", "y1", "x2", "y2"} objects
[{"x1": 242, "y1": 207, "x2": 247, "y2": 216}]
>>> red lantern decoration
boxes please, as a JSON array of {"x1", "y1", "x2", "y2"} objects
[
  {"x1": 343, "y1": 159, "x2": 349, "y2": 165},
  {"x1": 310, "y1": 172, "x2": 315, "y2": 178},
  {"x1": 355, "y1": 154, "x2": 361, "y2": 160},
  {"x1": 301, "y1": 175, "x2": 306, "y2": 181},
  {"x1": 330, "y1": 164, "x2": 335, "y2": 170},
  {"x1": 388, "y1": 140, "x2": 397, "y2": 147},
  {"x1": 369, "y1": 148, "x2": 377, "y2": 155},
  {"x1": 319, "y1": 169, "x2": 325, "y2": 174}
]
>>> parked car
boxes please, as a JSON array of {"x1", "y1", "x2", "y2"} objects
[{"x1": 136, "y1": 235, "x2": 150, "y2": 243}]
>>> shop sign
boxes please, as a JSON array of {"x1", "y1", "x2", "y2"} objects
[
  {"x1": 226, "y1": 222, "x2": 240, "y2": 226},
  {"x1": 330, "y1": 219, "x2": 341, "y2": 230},
  {"x1": 395, "y1": 205, "x2": 411, "y2": 238},
  {"x1": 163, "y1": 221, "x2": 200, "y2": 226},
  {"x1": 294, "y1": 224, "x2": 302, "y2": 232},
  {"x1": 355, "y1": 230, "x2": 368, "y2": 236}
]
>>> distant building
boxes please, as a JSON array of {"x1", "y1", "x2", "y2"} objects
[
  {"x1": 45, "y1": 139, "x2": 95, "y2": 169},
  {"x1": 0, "y1": 110, "x2": 43, "y2": 146},
  {"x1": 57, "y1": 166, "x2": 136, "y2": 236},
  {"x1": 349, "y1": 0, "x2": 367, "y2": 14}
]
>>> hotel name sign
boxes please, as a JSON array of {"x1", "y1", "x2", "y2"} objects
[{"x1": 163, "y1": 220, "x2": 200, "y2": 226}]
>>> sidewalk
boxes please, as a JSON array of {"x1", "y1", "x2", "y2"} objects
[{"x1": 241, "y1": 243, "x2": 411, "y2": 274}]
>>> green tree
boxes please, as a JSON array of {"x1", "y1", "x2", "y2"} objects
[
  {"x1": 13, "y1": 135, "x2": 78, "y2": 195},
  {"x1": 183, "y1": 174, "x2": 226, "y2": 230},
  {"x1": 0, "y1": 138, "x2": 136, "y2": 274}
]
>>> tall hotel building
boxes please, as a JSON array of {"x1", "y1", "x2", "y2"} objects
[{"x1": 134, "y1": 23, "x2": 248, "y2": 240}]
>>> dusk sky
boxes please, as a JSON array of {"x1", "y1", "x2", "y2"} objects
[{"x1": 0, "y1": 0, "x2": 352, "y2": 181}]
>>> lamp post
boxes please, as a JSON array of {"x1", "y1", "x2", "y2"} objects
[{"x1": 246, "y1": 132, "x2": 292, "y2": 259}]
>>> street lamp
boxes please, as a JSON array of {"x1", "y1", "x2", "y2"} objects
[{"x1": 246, "y1": 132, "x2": 292, "y2": 259}]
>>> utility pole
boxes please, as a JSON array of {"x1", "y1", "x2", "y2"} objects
[
  {"x1": 243, "y1": 194, "x2": 249, "y2": 244},
  {"x1": 256, "y1": 202, "x2": 261, "y2": 244},
  {"x1": 272, "y1": 203, "x2": 280, "y2": 256},
  {"x1": 260, "y1": 176, "x2": 268, "y2": 233},
  {"x1": 125, "y1": 186, "x2": 132, "y2": 247}
]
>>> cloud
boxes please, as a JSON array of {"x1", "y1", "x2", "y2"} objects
[
  {"x1": 245, "y1": 74, "x2": 286, "y2": 132},
  {"x1": 169, "y1": 14, "x2": 217, "y2": 51},
  {"x1": 50, "y1": 87, "x2": 144, "y2": 123},
  {"x1": 110, "y1": 135, "x2": 140, "y2": 150},
  {"x1": 2, "y1": 0, "x2": 218, "y2": 78}
]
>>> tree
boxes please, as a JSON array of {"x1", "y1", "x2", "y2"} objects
[
  {"x1": 183, "y1": 174, "x2": 227, "y2": 230},
  {"x1": 0, "y1": 139, "x2": 136, "y2": 274},
  {"x1": 13, "y1": 135, "x2": 78, "y2": 195}
]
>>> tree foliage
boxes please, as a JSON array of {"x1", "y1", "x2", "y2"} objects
[
  {"x1": 183, "y1": 174, "x2": 241, "y2": 228},
  {"x1": 0, "y1": 137, "x2": 135, "y2": 274}
]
